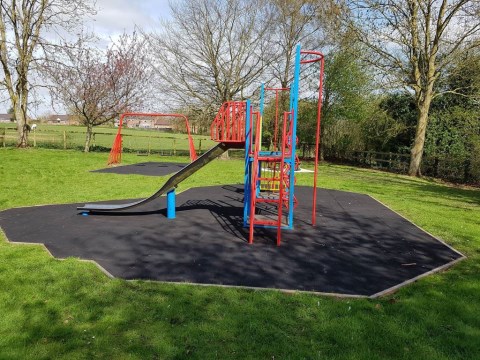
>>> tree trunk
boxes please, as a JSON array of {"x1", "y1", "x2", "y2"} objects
[
  {"x1": 15, "y1": 105, "x2": 28, "y2": 148},
  {"x1": 84, "y1": 125, "x2": 93, "y2": 152},
  {"x1": 408, "y1": 97, "x2": 432, "y2": 176}
]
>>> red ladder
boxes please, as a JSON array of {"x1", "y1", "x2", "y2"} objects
[{"x1": 248, "y1": 110, "x2": 294, "y2": 246}]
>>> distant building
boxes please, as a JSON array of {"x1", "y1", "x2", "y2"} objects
[
  {"x1": 46, "y1": 115, "x2": 80, "y2": 125},
  {"x1": 153, "y1": 118, "x2": 174, "y2": 130},
  {"x1": 0, "y1": 113, "x2": 39, "y2": 125},
  {"x1": 125, "y1": 119, "x2": 142, "y2": 128},
  {"x1": 125, "y1": 116, "x2": 174, "y2": 131},
  {"x1": 138, "y1": 120, "x2": 152, "y2": 129},
  {"x1": 0, "y1": 113, "x2": 13, "y2": 123}
]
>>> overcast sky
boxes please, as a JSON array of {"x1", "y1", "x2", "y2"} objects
[{"x1": 90, "y1": 0, "x2": 171, "y2": 37}]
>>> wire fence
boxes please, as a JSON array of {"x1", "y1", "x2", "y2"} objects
[{"x1": 297, "y1": 143, "x2": 479, "y2": 185}]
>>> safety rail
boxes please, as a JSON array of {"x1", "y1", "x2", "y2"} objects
[{"x1": 210, "y1": 101, "x2": 247, "y2": 143}]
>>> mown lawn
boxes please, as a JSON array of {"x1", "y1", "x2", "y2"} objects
[{"x1": 0, "y1": 148, "x2": 479, "y2": 359}]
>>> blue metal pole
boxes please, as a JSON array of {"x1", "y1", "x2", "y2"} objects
[
  {"x1": 243, "y1": 100, "x2": 252, "y2": 226},
  {"x1": 259, "y1": 84, "x2": 265, "y2": 117},
  {"x1": 257, "y1": 85, "x2": 265, "y2": 197},
  {"x1": 167, "y1": 189, "x2": 176, "y2": 219},
  {"x1": 287, "y1": 44, "x2": 302, "y2": 228}
]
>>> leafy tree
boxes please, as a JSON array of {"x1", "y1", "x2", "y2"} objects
[
  {"x1": 296, "y1": 99, "x2": 318, "y2": 146},
  {"x1": 425, "y1": 50, "x2": 480, "y2": 180},
  {"x1": 346, "y1": 0, "x2": 480, "y2": 176},
  {"x1": 375, "y1": 93, "x2": 417, "y2": 153},
  {"x1": 320, "y1": 42, "x2": 377, "y2": 157}
]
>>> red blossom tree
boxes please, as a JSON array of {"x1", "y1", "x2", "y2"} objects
[{"x1": 45, "y1": 32, "x2": 152, "y2": 152}]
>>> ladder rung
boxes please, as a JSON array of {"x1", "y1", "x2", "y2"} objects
[
  {"x1": 257, "y1": 156, "x2": 283, "y2": 161},
  {"x1": 255, "y1": 198, "x2": 281, "y2": 203},
  {"x1": 249, "y1": 214, "x2": 288, "y2": 225},
  {"x1": 257, "y1": 192, "x2": 280, "y2": 199},
  {"x1": 258, "y1": 177, "x2": 281, "y2": 181},
  {"x1": 252, "y1": 219, "x2": 279, "y2": 226}
]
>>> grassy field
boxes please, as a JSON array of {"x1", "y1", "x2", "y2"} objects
[
  {"x1": 0, "y1": 123, "x2": 215, "y2": 153},
  {"x1": 0, "y1": 148, "x2": 479, "y2": 359}
]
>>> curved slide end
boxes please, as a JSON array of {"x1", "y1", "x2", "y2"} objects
[{"x1": 77, "y1": 142, "x2": 235, "y2": 213}]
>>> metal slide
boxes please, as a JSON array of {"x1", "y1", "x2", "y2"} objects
[{"x1": 78, "y1": 142, "x2": 232, "y2": 213}]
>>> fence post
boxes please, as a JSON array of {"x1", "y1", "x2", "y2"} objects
[
  {"x1": 173, "y1": 138, "x2": 176, "y2": 156},
  {"x1": 148, "y1": 134, "x2": 151, "y2": 155},
  {"x1": 33, "y1": 129, "x2": 36, "y2": 147},
  {"x1": 2, "y1": 127, "x2": 5, "y2": 147},
  {"x1": 63, "y1": 130, "x2": 67, "y2": 150},
  {"x1": 198, "y1": 139, "x2": 202, "y2": 153}
]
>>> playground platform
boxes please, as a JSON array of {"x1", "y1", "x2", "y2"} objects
[{"x1": 0, "y1": 185, "x2": 463, "y2": 297}]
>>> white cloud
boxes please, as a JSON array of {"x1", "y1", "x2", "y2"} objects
[{"x1": 89, "y1": 0, "x2": 171, "y2": 36}]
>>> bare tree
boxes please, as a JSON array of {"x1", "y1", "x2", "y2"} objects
[
  {"x1": 269, "y1": 0, "x2": 336, "y2": 89},
  {"x1": 148, "y1": 0, "x2": 275, "y2": 117},
  {"x1": 0, "y1": 0, "x2": 95, "y2": 147},
  {"x1": 347, "y1": 0, "x2": 480, "y2": 176},
  {"x1": 45, "y1": 32, "x2": 152, "y2": 152}
]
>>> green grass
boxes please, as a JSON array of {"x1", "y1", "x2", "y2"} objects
[
  {"x1": 0, "y1": 123, "x2": 215, "y2": 152},
  {"x1": 0, "y1": 147, "x2": 479, "y2": 359}
]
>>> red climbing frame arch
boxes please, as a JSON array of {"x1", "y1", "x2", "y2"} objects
[{"x1": 108, "y1": 112, "x2": 198, "y2": 165}]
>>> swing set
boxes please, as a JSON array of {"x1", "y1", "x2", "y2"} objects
[{"x1": 107, "y1": 113, "x2": 198, "y2": 165}]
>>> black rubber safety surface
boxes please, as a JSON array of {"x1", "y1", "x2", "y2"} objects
[
  {"x1": 0, "y1": 185, "x2": 463, "y2": 296},
  {"x1": 92, "y1": 162, "x2": 187, "y2": 177}
]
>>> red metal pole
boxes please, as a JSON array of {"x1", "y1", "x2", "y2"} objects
[
  {"x1": 119, "y1": 114, "x2": 124, "y2": 163},
  {"x1": 274, "y1": 90, "x2": 279, "y2": 150},
  {"x1": 310, "y1": 56, "x2": 324, "y2": 226},
  {"x1": 300, "y1": 51, "x2": 325, "y2": 225}
]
